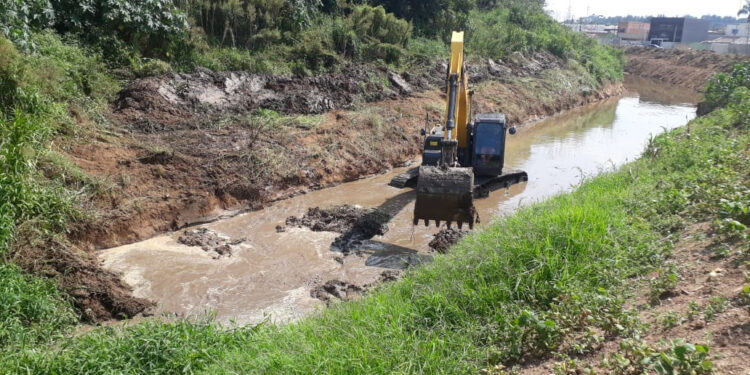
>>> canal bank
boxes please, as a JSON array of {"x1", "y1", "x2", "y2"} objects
[
  {"x1": 5, "y1": 66, "x2": 746, "y2": 374},
  {"x1": 99, "y1": 78, "x2": 697, "y2": 326}
]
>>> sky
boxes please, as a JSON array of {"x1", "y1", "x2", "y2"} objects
[{"x1": 545, "y1": 0, "x2": 746, "y2": 20}]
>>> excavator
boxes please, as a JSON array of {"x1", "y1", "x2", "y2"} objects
[{"x1": 389, "y1": 31, "x2": 527, "y2": 229}]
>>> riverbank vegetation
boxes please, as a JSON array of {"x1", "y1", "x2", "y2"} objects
[
  {"x1": 1, "y1": 50, "x2": 746, "y2": 373},
  {"x1": 12, "y1": 0, "x2": 747, "y2": 373},
  {"x1": 1, "y1": 0, "x2": 623, "y2": 80}
]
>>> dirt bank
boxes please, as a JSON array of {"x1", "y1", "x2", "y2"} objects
[
  {"x1": 72, "y1": 53, "x2": 621, "y2": 251},
  {"x1": 47, "y1": 52, "x2": 623, "y2": 321},
  {"x1": 624, "y1": 47, "x2": 748, "y2": 91}
]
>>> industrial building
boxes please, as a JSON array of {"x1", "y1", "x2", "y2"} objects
[{"x1": 648, "y1": 17, "x2": 709, "y2": 47}]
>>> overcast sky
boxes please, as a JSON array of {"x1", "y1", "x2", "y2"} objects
[{"x1": 545, "y1": 0, "x2": 746, "y2": 20}]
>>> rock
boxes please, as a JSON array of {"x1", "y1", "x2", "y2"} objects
[
  {"x1": 388, "y1": 71, "x2": 412, "y2": 94},
  {"x1": 178, "y1": 228, "x2": 237, "y2": 259},
  {"x1": 488, "y1": 59, "x2": 511, "y2": 77}
]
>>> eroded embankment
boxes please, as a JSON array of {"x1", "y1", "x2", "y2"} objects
[
  {"x1": 624, "y1": 47, "x2": 748, "y2": 91},
  {"x1": 37, "y1": 52, "x2": 622, "y2": 321},
  {"x1": 71, "y1": 52, "x2": 621, "y2": 251}
]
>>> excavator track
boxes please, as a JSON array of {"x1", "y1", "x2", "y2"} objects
[
  {"x1": 390, "y1": 167, "x2": 528, "y2": 198},
  {"x1": 413, "y1": 166, "x2": 476, "y2": 229}
]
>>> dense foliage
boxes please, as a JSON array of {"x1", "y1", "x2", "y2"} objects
[{"x1": 0, "y1": 0, "x2": 622, "y2": 79}]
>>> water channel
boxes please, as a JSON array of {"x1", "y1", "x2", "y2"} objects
[{"x1": 100, "y1": 78, "x2": 700, "y2": 325}]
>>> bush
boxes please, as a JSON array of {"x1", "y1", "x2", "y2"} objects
[
  {"x1": 175, "y1": 0, "x2": 320, "y2": 48},
  {"x1": 50, "y1": 0, "x2": 189, "y2": 61},
  {"x1": 467, "y1": 4, "x2": 623, "y2": 82},
  {"x1": 703, "y1": 62, "x2": 750, "y2": 120},
  {"x1": 371, "y1": 0, "x2": 473, "y2": 38},
  {"x1": 0, "y1": 0, "x2": 54, "y2": 50},
  {"x1": 131, "y1": 58, "x2": 174, "y2": 78}
]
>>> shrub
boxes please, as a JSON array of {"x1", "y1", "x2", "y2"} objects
[
  {"x1": 50, "y1": 0, "x2": 189, "y2": 60},
  {"x1": 703, "y1": 62, "x2": 750, "y2": 118},
  {"x1": 0, "y1": 0, "x2": 54, "y2": 50},
  {"x1": 132, "y1": 58, "x2": 174, "y2": 78}
]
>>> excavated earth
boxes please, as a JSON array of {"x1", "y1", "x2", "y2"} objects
[
  {"x1": 624, "y1": 47, "x2": 749, "y2": 91},
  {"x1": 32, "y1": 51, "x2": 630, "y2": 321},
  {"x1": 285, "y1": 205, "x2": 390, "y2": 253},
  {"x1": 429, "y1": 228, "x2": 470, "y2": 253}
]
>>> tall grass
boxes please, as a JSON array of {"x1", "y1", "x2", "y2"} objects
[{"x1": 467, "y1": 5, "x2": 624, "y2": 83}]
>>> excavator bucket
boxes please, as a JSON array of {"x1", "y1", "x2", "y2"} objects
[{"x1": 413, "y1": 166, "x2": 477, "y2": 229}]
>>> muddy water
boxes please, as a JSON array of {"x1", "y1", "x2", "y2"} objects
[{"x1": 100, "y1": 80, "x2": 697, "y2": 325}]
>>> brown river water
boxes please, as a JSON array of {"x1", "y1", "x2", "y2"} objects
[{"x1": 100, "y1": 79, "x2": 699, "y2": 325}]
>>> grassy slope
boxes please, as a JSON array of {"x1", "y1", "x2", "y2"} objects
[{"x1": 3, "y1": 82, "x2": 747, "y2": 374}]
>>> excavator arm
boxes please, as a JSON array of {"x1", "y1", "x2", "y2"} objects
[{"x1": 413, "y1": 31, "x2": 478, "y2": 229}]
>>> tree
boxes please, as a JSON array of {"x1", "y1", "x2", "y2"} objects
[
  {"x1": 739, "y1": 0, "x2": 750, "y2": 50},
  {"x1": 739, "y1": 0, "x2": 750, "y2": 22}
]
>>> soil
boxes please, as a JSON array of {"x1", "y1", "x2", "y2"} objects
[
  {"x1": 624, "y1": 47, "x2": 749, "y2": 91},
  {"x1": 285, "y1": 205, "x2": 390, "y2": 253},
  {"x1": 177, "y1": 228, "x2": 239, "y2": 258},
  {"x1": 43, "y1": 51, "x2": 624, "y2": 322},
  {"x1": 515, "y1": 222, "x2": 749, "y2": 375},
  {"x1": 429, "y1": 228, "x2": 470, "y2": 253},
  {"x1": 113, "y1": 64, "x2": 443, "y2": 132}
]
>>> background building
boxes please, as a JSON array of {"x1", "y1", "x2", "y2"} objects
[
  {"x1": 648, "y1": 17, "x2": 710, "y2": 47},
  {"x1": 617, "y1": 21, "x2": 650, "y2": 41},
  {"x1": 701, "y1": 23, "x2": 750, "y2": 55}
]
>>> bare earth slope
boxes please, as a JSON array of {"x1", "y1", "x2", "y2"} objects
[
  {"x1": 71, "y1": 52, "x2": 621, "y2": 250},
  {"x1": 625, "y1": 47, "x2": 749, "y2": 91}
]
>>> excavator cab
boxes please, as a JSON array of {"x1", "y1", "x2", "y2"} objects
[{"x1": 472, "y1": 114, "x2": 508, "y2": 177}]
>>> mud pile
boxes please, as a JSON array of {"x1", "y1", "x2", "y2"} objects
[
  {"x1": 113, "y1": 65, "x2": 443, "y2": 132},
  {"x1": 112, "y1": 53, "x2": 568, "y2": 133},
  {"x1": 429, "y1": 228, "x2": 470, "y2": 253},
  {"x1": 625, "y1": 47, "x2": 748, "y2": 90},
  {"x1": 285, "y1": 205, "x2": 390, "y2": 253},
  {"x1": 178, "y1": 228, "x2": 240, "y2": 258}
]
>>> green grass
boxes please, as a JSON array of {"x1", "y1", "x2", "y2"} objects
[
  {"x1": 0, "y1": 264, "x2": 76, "y2": 351},
  {"x1": 1, "y1": 91, "x2": 745, "y2": 374}
]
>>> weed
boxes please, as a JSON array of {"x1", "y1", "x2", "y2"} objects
[
  {"x1": 0, "y1": 264, "x2": 76, "y2": 350},
  {"x1": 703, "y1": 297, "x2": 728, "y2": 322},
  {"x1": 649, "y1": 264, "x2": 680, "y2": 305},
  {"x1": 659, "y1": 311, "x2": 684, "y2": 329},
  {"x1": 603, "y1": 339, "x2": 713, "y2": 375},
  {"x1": 738, "y1": 285, "x2": 750, "y2": 306},
  {"x1": 687, "y1": 301, "x2": 701, "y2": 322}
]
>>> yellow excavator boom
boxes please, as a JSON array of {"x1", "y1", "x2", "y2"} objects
[
  {"x1": 413, "y1": 31, "x2": 477, "y2": 229},
  {"x1": 447, "y1": 31, "x2": 471, "y2": 149}
]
